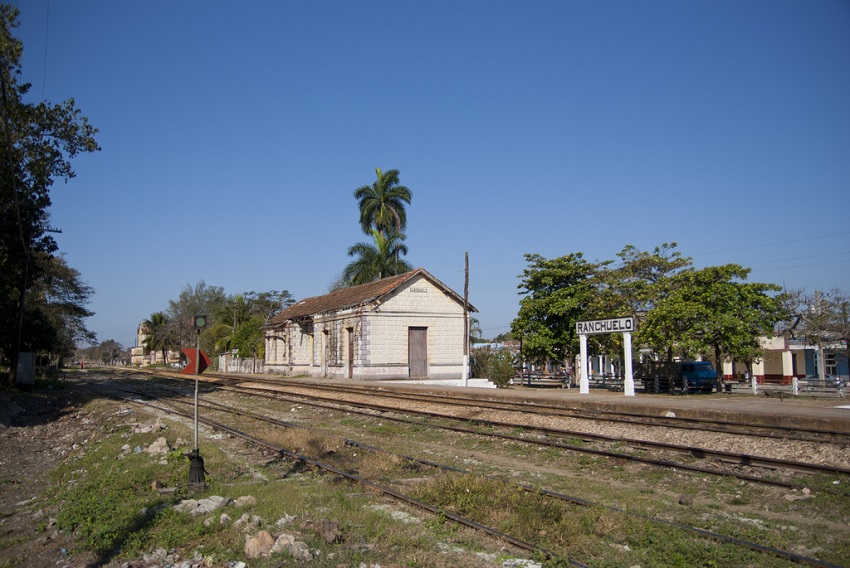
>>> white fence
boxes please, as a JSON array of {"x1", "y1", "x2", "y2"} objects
[{"x1": 217, "y1": 354, "x2": 264, "y2": 374}]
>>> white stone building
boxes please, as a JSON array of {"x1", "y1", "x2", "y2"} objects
[
  {"x1": 130, "y1": 322, "x2": 180, "y2": 367},
  {"x1": 263, "y1": 268, "x2": 475, "y2": 380}
]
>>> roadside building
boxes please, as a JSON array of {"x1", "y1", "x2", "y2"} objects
[
  {"x1": 263, "y1": 268, "x2": 475, "y2": 380},
  {"x1": 723, "y1": 336, "x2": 848, "y2": 384}
]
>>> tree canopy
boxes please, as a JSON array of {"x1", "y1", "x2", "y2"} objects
[
  {"x1": 511, "y1": 245, "x2": 789, "y2": 370},
  {"x1": 342, "y1": 168, "x2": 413, "y2": 287},
  {"x1": 343, "y1": 229, "x2": 413, "y2": 286},
  {"x1": 1, "y1": 6, "x2": 99, "y2": 381},
  {"x1": 354, "y1": 168, "x2": 412, "y2": 238}
]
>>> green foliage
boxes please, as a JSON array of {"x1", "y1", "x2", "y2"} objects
[
  {"x1": 0, "y1": 6, "x2": 99, "y2": 377},
  {"x1": 230, "y1": 315, "x2": 265, "y2": 358},
  {"x1": 511, "y1": 253, "x2": 601, "y2": 363},
  {"x1": 342, "y1": 228, "x2": 413, "y2": 285},
  {"x1": 141, "y1": 312, "x2": 175, "y2": 365},
  {"x1": 471, "y1": 347, "x2": 515, "y2": 387},
  {"x1": 344, "y1": 168, "x2": 414, "y2": 286},
  {"x1": 166, "y1": 281, "x2": 227, "y2": 349},
  {"x1": 206, "y1": 290, "x2": 294, "y2": 354},
  {"x1": 642, "y1": 264, "x2": 787, "y2": 365},
  {"x1": 513, "y1": 244, "x2": 788, "y2": 370},
  {"x1": 354, "y1": 167, "x2": 412, "y2": 238}
]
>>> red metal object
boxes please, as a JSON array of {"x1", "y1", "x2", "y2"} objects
[{"x1": 181, "y1": 348, "x2": 210, "y2": 375}]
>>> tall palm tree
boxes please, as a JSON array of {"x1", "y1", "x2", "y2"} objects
[
  {"x1": 141, "y1": 312, "x2": 173, "y2": 365},
  {"x1": 343, "y1": 229, "x2": 413, "y2": 286},
  {"x1": 354, "y1": 168, "x2": 412, "y2": 239}
]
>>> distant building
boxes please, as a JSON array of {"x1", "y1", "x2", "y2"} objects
[
  {"x1": 130, "y1": 322, "x2": 179, "y2": 366},
  {"x1": 263, "y1": 268, "x2": 476, "y2": 380}
]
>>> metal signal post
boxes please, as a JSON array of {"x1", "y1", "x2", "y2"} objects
[{"x1": 188, "y1": 315, "x2": 208, "y2": 490}]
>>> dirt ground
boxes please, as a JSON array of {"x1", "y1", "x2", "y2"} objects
[{"x1": 0, "y1": 379, "x2": 101, "y2": 568}]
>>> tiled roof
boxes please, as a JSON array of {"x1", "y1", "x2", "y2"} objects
[{"x1": 264, "y1": 268, "x2": 474, "y2": 329}]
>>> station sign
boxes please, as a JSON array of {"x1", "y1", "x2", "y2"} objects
[{"x1": 576, "y1": 317, "x2": 635, "y2": 335}]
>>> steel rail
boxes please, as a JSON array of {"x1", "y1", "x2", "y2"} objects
[
  {"x1": 185, "y1": 377, "x2": 850, "y2": 479},
  {"x1": 110, "y1": 390, "x2": 585, "y2": 567},
  {"x1": 284, "y1": 380, "x2": 850, "y2": 444},
  {"x1": 196, "y1": 372, "x2": 850, "y2": 443},
  {"x1": 122, "y1": 368, "x2": 850, "y2": 442},
  {"x1": 112, "y1": 382, "x2": 845, "y2": 568},
  {"x1": 123, "y1": 377, "x2": 849, "y2": 493}
]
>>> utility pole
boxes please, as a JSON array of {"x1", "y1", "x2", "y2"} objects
[{"x1": 463, "y1": 252, "x2": 469, "y2": 386}]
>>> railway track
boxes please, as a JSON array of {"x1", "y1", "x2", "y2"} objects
[
  {"x1": 150, "y1": 372, "x2": 850, "y2": 482},
  {"x1": 106, "y1": 379, "x2": 846, "y2": 568},
  {"x1": 260, "y1": 378, "x2": 850, "y2": 445}
]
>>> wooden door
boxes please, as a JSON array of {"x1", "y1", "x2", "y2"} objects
[{"x1": 408, "y1": 327, "x2": 428, "y2": 378}]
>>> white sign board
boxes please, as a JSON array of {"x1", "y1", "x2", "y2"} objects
[{"x1": 575, "y1": 317, "x2": 635, "y2": 335}]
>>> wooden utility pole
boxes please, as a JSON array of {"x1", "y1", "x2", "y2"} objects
[{"x1": 463, "y1": 252, "x2": 469, "y2": 386}]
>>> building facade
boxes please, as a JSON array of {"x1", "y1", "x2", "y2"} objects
[
  {"x1": 263, "y1": 268, "x2": 475, "y2": 380},
  {"x1": 723, "y1": 336, "x2": 848, "y2": 384}
]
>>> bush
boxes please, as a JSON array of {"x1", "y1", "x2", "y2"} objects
[{"x1": 471, "y1": 347, "x2": 515, "y2": 388}]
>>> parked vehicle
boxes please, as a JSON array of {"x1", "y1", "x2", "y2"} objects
[
  {"x1": 803, "y1": 375, "x2": 843, "y2": 388},
  {"x1": 636, "y1": 361, "x2": 718, "y2": 393}
]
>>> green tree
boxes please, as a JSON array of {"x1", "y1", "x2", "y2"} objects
[
  {"x1": 592, "y1": 243, "x2": 692, "y2": 358},
  {"x1": 0, "y1": 6, "x2": 99, "y2": 382},
  {"x1": 642, "y1": 264, "x2": 787, "y2": 369},
  {"x1": 207, "y1": 290, "x2": 294, "y2": 354},
  {"x1": 230, "y1": 316, "x2": 265, "y2": 359},
  {"x1": 166, "y1": 280, "x2": 226, "y2": 348},
  {"x1": 471, "y1": 346, "x2": 515, "y2": 388},
  {"x1": 354, "y1": 168, "x2": 412, "y2": 239},
  {"x1": 511, "y1": 253, "x2": 601, "y2": 365},
  {"x1": 141, "y1": 312, "x2": 174, "y2": 366},
  {"x1": 343, "y1": 229, "x2": 413, "y2": 286},
  {"x1": 6, "y1": 254, "x2": 95, "y2": 366}
]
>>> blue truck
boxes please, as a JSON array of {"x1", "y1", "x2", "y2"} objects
[{"x1": 636, "y1": 361, "x2": 718, "y2": 393}]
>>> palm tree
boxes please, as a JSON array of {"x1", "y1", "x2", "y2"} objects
[
  {"x1": 141, "y1": 312, "x2": 173, "y2": 365},
  {"x1": 343, "y1": 229, "x2": 413, "y2": 286},
  {"x1": 209, "y1": 294, "x2": 250, "y2": 353},
  {"x1": 354, "y1": 168, "x2": 412, "y2": 239},
  {"x1": 469, "y1": 317, "x2": 484, "y2": 344}
]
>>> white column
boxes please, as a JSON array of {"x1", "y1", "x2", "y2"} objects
[
  {"x1": 623, "y1": 331, "x2": 635, "y2": 396},
  {"x1": 579, "y1": 334, "x2": 589, "y2": 394},
  {"x1": 753, "y1": 359, "x2": 765, "y2": 382},
  {"x1": 781, "y1": 350, "x2": 793, "y2": 384}
]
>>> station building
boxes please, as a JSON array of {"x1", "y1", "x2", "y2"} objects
[{"x1": 262, "y1": 268, "x2": 475, "y2": 380}]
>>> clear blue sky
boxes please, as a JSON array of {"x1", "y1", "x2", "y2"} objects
[{"x1": 12, "y1": 0, "x2": 850, "y2": 349}]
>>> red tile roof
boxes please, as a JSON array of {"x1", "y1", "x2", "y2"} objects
[{"x1": 264, "y1": 268, "x2": 475, "y2": 329}]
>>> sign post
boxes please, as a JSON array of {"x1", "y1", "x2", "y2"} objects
[
  {"x1": 183, "y1": 315, "x2": 209, "y2": 490},
  {"x1": 575, "y1": 317, "x2": 636, "y2": 397}
]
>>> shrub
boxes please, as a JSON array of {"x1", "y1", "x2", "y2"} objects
[{"x1": 471, "y1": 347, "x2": 515, "y2": 388}]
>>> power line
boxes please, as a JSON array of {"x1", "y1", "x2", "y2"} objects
[{"x1": 694, "y1": 231, "x2": 850, "y2": 257}]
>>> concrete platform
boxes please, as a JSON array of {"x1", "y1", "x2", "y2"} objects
[{"x1": 345, "y1": 378, "x2": 850, "y2": 434}]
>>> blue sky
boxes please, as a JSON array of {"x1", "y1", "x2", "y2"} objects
[{"x1": 12, "y1": 0, "x2": 850, "y2": 349}]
